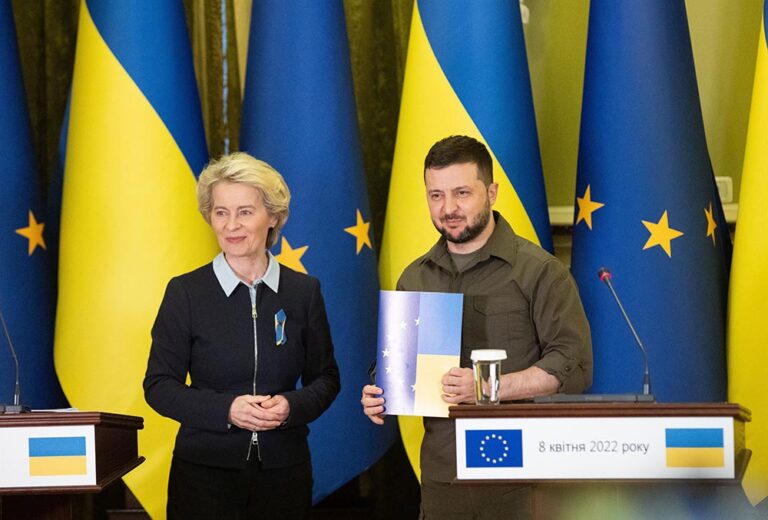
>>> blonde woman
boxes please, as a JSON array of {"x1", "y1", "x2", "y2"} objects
[{"x1": 145, "y1": 152, "x2": 340, "y2": 519}]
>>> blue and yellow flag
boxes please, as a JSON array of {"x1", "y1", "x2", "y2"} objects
[
  {"x1": 379, "y1": 0, "x2": 552, "y2": 478},
  {"x1": 239, "y1": 1, "x2": 398, "y2": 502},
  {"x1": 54, "y1": 2, "x2": 216, "y2": 517},
  {"x1": 0, "y1": 0, "x2": 66, "y2": 410},
  {"x1": 571, "y1": 0, "x2": 730, "y2": 402},
  {"x1": 28, "y1": 436, "x2": 88, "y2": 476},
  {"x1": 665, "y1": 428, "x2": 724, "y2": 469},
  {"x1": 728, "y1": 0, "x2": 768, "y2": 504}
]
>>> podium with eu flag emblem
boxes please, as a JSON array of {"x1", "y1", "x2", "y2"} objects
[
  {"x1": 0, "y1": 411, "x2": 143, "y2": 519},
  {"x1": 451, "y1": 403, "x2": 753, "y2": 518}
]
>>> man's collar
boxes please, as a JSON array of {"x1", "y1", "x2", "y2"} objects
[
  {"x1": 479, "y1": 211, "x2": 518, "y2": 266},
  {"x1": 213, "y1": 251, "x2": 281, "y2": 296}
]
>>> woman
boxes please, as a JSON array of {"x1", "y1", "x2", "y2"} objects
[{"x1": 144, "y1": 152, "x2": 340, "y2": 519}]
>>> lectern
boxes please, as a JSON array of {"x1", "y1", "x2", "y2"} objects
[
  {"x1": 0, "y1": 411, "x2": 144, "y2": 520},
  {"x1": 450, "y1": 402, "x2": 752, "y2": 519}
]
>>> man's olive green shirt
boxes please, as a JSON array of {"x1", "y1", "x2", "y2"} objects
[{"x1": 397, "y1": 212, "x2": 593, "y2": 482}]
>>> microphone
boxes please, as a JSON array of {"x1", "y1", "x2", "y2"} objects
[
  {"x1": 597, "y1": 267, "x2": 652, "y2": 397},
  {"x1": 0, "y1": 305, "x2": 30, "y2": 413}
]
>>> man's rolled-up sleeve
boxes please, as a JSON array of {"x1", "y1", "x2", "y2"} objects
[{"x1": 531, "y1": 260, "x2": 593, "y2": 393}]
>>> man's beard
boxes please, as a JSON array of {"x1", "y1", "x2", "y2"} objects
[{"x1": 434, "y1": 202, "x2": 492, "y2": 244}]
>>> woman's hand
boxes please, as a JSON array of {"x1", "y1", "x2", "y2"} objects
[
  {"x1": 228, "y1": 394, "x2": 288, "y2": 431},
  {"x1": 258, "y1": 394, "x2": 290, "y2": 425},
  {"x1": 361, "y1": 385, "x2": 386, "y2": 425}
]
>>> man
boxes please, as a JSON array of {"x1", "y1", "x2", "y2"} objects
[{"x1": 362, "y1": 135, "x2": 592, "y2": 519}]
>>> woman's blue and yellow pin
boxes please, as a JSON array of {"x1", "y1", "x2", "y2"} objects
[{"x1": 274, "y1": 309, "x2": 287, "y2": 346}]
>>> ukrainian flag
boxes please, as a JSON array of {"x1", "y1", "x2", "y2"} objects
[
  {"x1": 54, "y1": 2, "x2": 215, "y2": 517},
  {"x1": 380, "y1": 0, "x2": 552, "y2": 478},
  {"x1": 0, "y1": 0, "x2": 66, "y2": 409},
  {"x1": 728, "y1": 0, "x2": 768, "y2": 505},
  {"x1": 239, "y1": 1, "x2": 398, "y2": 502},
  {"x1": 28, "y1": 436, "x2": 87, "y2": 477},
  {"x1": 665, "y1": 428, "x2": 724, "y2": 468}
]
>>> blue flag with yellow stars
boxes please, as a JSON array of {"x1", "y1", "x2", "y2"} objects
[
  {"x1": 239, "y1": 1, "x2": 398, "y2": 503},
  {"x1": 0, "y1": 0, "x2": 66, "y2": 409},
  {"x1": 571, "y1": 0, "x2": 730, "y2": 402}
]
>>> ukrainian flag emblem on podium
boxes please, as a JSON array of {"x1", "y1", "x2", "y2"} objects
[
  {"x1": 665, "y1": 428, "x2": 724, "y2": 468},
  {"x1": 28, "y1": 436, "x2": 87, "y2": 476}
]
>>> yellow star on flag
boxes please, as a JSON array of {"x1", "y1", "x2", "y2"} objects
[
  {"x1": 344, "y1": 209, "x2": 372, "y2": 254},
  {"x1": 704, "y1": 202, "x2": 717, "y2": 246},
  {"x1": 575, "y1": 185, "x2": 604, "y2": 229},
  {"x1": 642, "y1": 210, "x2": 684, "y2": 258},
  {"x1": 275, "y1": 237, "x2": 308, "y2": 274},
  {"x1": 15, "y1": 210, "x2": 47, "y2": 256}
]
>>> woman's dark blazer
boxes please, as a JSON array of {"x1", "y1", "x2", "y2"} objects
[{"x1": 144, "y1": 261, "x2": 340, "y2": 470}]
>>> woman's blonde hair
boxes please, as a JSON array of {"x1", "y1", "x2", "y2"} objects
[{"x1": 197, "y1": 152, "x2": 290, "y2": 249}]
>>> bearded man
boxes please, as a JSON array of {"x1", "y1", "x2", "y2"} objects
[{"x1": 362, "y1": 135, "x2": 593, "y2": 519}]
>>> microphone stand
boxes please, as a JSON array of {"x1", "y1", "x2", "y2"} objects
[
  {"x1": 0, "y1": 307, "x2": 30, "y2": 413},
  {"x1": 598, "y1": 267, "x2": 653, "y2": 398}
]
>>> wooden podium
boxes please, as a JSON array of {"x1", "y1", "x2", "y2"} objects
[
  {"x1": 450, "y1": 402, "x2": 753, "y2": 519},
  {"x1": 0, "y1": 411, "x2": 144, "y2": 520}
]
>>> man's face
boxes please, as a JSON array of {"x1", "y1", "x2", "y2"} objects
[{"x1": 425, "y1": 162, "x2": 497, "y2": 247}]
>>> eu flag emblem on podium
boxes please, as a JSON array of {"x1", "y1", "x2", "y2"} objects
[{"x1": 465, "y1": 430, "x2": 523, "y2": 468}]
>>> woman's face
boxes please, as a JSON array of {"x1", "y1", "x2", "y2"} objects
[{"x1": 210, "y1": 181, "x2": 277, "y2": 261}]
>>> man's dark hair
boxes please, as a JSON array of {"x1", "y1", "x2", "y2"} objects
[{"x1": 423, "y1": 135, "x2": 493, "y2": 186}]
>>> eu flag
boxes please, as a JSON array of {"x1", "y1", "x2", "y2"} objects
[
  {"x1": 239, "y1": 1, "x2": 398, "y2": 503},
  {"x1": 0, "y1": 0, "x2": 66, "y2": 409},
  {"x1": 571, "y1": 0, "x2": 730, "y2": 402},
  {"x1": 465, "y1": 429, "x2": 523, "y2": 468}
]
